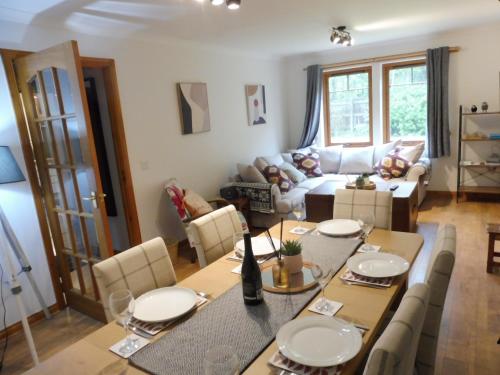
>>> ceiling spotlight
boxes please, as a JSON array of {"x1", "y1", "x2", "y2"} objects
[
  {"x1": 226, "y1": 0, "x2": 241, "y2": 10},
  {"x1": 211, "y1": 0, "x2": 224, "y2": 5},
  {"x1": 330, "y1": 26, "x2": 353, "y2": 47}
]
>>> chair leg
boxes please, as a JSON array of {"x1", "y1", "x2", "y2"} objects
[
  {"x1": 191, "y1": 248, "x2": 197, "y2": 264},
  {"x1": 487, "y1": 234, "x2": 495, "y2": 273}
]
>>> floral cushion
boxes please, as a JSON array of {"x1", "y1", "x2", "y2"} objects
[
  {"x1": 263, "y1": 165, "x2": 295, "y2": 193},
  {"x1": 292, "y1": 153, "x2": 323, "y2": 177},
  {"x1": 375, "y1": 150, "x2": 413, "y2": 179},
  {"x1": 165, "y1": 183, "x2": 190, "y2": 221}
]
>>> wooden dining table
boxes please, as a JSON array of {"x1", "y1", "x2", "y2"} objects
[{"x1": 25, "y1": 220, "x2": 423, "y2": 375}]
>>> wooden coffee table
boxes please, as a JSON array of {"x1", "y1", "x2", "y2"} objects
[{"x1": 305, "y1": 181, "x2": 418, "y2": 232}]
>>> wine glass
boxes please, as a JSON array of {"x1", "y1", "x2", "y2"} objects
[
  {"x1": 292, "y1": 201, "x2": 306, "y2": 232},
  {"x1": 204, "y1": 345, "x2": 239, "y2": 375},
  {"x1": 356, "y1": 212, "x2": 375, "y2": 241},
  {"x1": 304, "y1": 250, "x2": 333, "y2": 312},
  {"x1": 109, "y1": 289, "x2": 137, "y2": 355},
  {"x1": 233, "y1": 232, "x2": 245, "y2": 258}
]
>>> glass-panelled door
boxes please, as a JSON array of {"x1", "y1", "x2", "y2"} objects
[{"x1": 14, "y1": 41, "x2": 113, "y2": 321}]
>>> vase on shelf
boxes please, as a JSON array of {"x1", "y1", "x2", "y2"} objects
[
  {"x1": 481, "y1": 102, "x2": 488, "y2": 112},
  {"x1": 471, "y1": 105, "x2": 478, "y2": 113}
]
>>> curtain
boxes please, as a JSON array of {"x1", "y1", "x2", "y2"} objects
[
  {"x1": 426, "y1": 46, "x2": 450, "y2": 158},
  {"x1": 298, "y1": 64, "x2": 323, "y2": 148}
]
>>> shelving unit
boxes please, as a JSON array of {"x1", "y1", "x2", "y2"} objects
[{"x1": 456, "y1": 105, "x2": 500, "y2": 202}]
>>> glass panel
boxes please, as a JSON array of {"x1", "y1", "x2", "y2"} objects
[
  {"x1": 328, "y1": 71, "x2": 370, "y2": 143},
  {"x1": 69, "y1": 215, "x2": 87, "y2": 257},
  {"x1": 66, "y1": 118, "x2": 84, "y2": 164},
  {"x1": 75, "y1": 167, "x2": 94, "y2": 213},
  {"x1": 67, "y1": 255, "x2": 82, "y2": 293},
  {"x1": 62, "y1": 169, "x2": 79, "y2": 211},
  {"x1": 57, "y1": 213, "x2": 72, "y2": 250},
  {"x1": 41, "y1": 68, "x2": 61, "y2": 116},
  {"x1": 39, "y1": 121, "x2": 55, "y2": 165},
  {"x1": 48, "y1": 168, "x2": 63, "y2": 208},
  {"x1": 28, "y1": 77, "x2": 44, "y2": 118},
  {"x1": 80, "y1": 260, "x2": 96, "y2": 298},
  {"x1": 84, "y1": 218, "x2": 101, "y2": 259},
  {"x1": 51, "y1": 119, "x2": 70, "y2": 164},
  {"x1": 56, "y1": 68, "x2": 75, "y2": 114},
  {"x1": 388, "y1": 65, "x2": 427, "y2": 140}
]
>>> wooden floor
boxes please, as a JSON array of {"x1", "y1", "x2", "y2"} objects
[{"x1": 4, "y1": 196, "x2": 500, "y2": 374}]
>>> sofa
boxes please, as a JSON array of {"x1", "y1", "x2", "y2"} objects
[{"x1": 229, "y1": 141, "x2": 431, "y2": 228}]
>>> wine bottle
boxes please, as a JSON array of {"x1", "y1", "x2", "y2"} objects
[{"x1": 241, "y1": 233, "x2": 264, "y2": 305}]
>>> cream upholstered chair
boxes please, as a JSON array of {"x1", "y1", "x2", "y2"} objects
[
  {"x1": 189, "y1": 204, "x2": 242, "y2": 268},
  {"x1": 363, "y1": 283, "x2": 430, "y2": 375},
  {"x1": 93, "y1": 237, "x2": 176, "y2": 322},
  {"x1": 333, "y1": 189, "x2": 393, "y2": 230},
  {"x1": 416, "y1": 224, "x2": 456, "y2": 375}
]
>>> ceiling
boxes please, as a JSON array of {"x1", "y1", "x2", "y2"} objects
[{"x1": 1, "y1": 0, "x2": 500, "y2": 57}]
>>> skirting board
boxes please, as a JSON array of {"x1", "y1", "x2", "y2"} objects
[{"x1": 0, "y1": 303, "x2": 59, "y2": 340}]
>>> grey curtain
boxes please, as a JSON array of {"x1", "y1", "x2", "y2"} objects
[
  {"x1": 426, "y1": 47, "x2": 450, "y2": 158},
  {"x1": 298, "y1": 64, "x2": 323, "y2": 148}
]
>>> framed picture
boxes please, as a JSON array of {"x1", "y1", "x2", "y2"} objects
[
  {"x1": 177, "y1": 82, "x2": 211, "y2": 134},
  {"x1": 245, "y1": 84, "x2": 267, "y2": 126}
]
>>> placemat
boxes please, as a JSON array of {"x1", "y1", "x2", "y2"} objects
[{"x1": 129, "y1": 236, "x2": 361, "y2": 374}]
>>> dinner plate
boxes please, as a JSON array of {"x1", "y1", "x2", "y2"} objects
[
  {"x1": 235, "y1": 236, "x2": 280, "y2": 257},
  {"x1": 134, "y1": 287, "x2": 197, "y2": 323},
  {"x1": 317, "y1": 219, "x2": 362, "y2": 237},
  {"x1": 347, "y1": 252, "x2": 410, "y2": 278},
  {"x1": 276, "y1": 316, "x2": 362, "y2": 367}
]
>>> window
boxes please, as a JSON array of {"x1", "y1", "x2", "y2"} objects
[
  {"x1": 383, "y1": 61, "x2": 427, "y2": 144},
  {"x1": 323, "y1": 67, "x2": 372, "y2": 146}
]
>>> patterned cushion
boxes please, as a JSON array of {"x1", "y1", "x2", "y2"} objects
[
  {"x1": 165, "y1": 183, "x2": 190, "y2": 221},
  {"x1": 292, "y1": 153, "x2": 323, "y2": 177},
  {"x1": 375, "y1": 150, "x2": 412, "y2": 179},
  {"x1": 263, "y1": 165, "x2": 295, "y2": 193}
]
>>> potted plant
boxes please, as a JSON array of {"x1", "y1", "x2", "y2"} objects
[{"x1": 281, "y1": 240, "x2": 303, "y2": 274}]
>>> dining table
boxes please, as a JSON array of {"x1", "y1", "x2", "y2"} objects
[{"x1": 25, "y1": 220, "x2": 424, "y2": 375}]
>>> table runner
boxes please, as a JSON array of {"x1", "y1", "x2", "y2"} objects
[{"x1": 130, "y1": 236, "x2": 362, "y2": 374}]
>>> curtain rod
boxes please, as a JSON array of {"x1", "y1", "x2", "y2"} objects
[{"x1": 303, "y1": 46, "x2": 460, "y2": 71}]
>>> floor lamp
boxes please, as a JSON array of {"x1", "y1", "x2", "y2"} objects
[{"x1": 0, "y1": 146, "x2": 51, "y2": 366}]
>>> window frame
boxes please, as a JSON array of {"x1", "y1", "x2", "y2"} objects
[
  {"x1": 382, "y1": 60, "x2": 427, "y2": 145},
  {"x1": 322, "y1": 66, "x2": 373, "y2": 147}
]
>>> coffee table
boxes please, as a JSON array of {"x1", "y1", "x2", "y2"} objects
[{"x1": 305, "y1": 181, "x2": 418, "y2": 232}]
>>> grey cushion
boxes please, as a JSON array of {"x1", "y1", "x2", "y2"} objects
[
  {"x1": 364, "y1": 283, "x2": 430, "y2": 375},
  {"x1": 374, "y1": 139, "x2": 402, "y2": 165},
  {"x1": 311, "y1": 145, "x2": 343, "y2": 173},
  {"x1": 338, "y1": 146, "x2": 375, "y2": 174},
  {"x1": 237, "y1": 163, "x2": 267, "y2": 183},
  {"x1": 281, "y1": 162, "x2": 307, "y2": 183}
]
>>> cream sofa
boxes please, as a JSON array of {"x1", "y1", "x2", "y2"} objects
[{"x1": 231, "y1": 142, "x2": 431, "y2": 228}]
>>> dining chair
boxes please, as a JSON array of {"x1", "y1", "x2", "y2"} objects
[
  {"x1": 415, "y1": 224, "x2": 456, "y2": 375},
  {"x1": 93, "y1": 237, "x2": 177, "y2": 322},
  {"x1": 189, "y1": 204, "x2": 243, "y2": 268},
  {"x1": 333, "y1": 189, "x2": 393, "y2": 230},
  {"x1": 363, "y1": 283, "x2": 430, "y2": 375}
]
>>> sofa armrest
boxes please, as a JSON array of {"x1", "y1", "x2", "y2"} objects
[
  {"x1": 406, "y1": 157, "x2": 431, "y2": 182},
  {"x1": 230, "y1": 182, "x2": 279, "y2": 213}
]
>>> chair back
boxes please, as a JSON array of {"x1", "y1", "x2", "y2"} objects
[
  {"x1": 333, "y1": 189, "x2": 393, "y2": 230},
  {"x1": 189, "y1": 205, "x2": 242, "y2": 268},
  {"x1": 416, "y1": 224, "x2": 456, "y2": 375},
  {"x1": 363, "y1": 283, "x2": 430, "y2": 375},
  {"x1": 93, "y1": 237, "x2": 176, "y2": 322}
]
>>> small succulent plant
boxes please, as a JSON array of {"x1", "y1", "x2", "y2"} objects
[{"x1": 280, "y1": 239, "x2": 302, "y2": 256}]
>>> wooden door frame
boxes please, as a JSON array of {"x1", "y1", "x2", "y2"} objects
[{"x1": 0, "y1": 48, "x2": 142, "y2": 314}]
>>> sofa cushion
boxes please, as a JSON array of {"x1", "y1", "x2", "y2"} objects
[
  {"x1": 311, "y1": 145, "x2": 343, "y2": 173},
  {"x1": 398, "y1": 143, "x2": 425, "y2": 164},
  {"x1": 374, "y1": 140, "x2": 402, "y2": 165},
  {"x1": 262, "y1": 165, "x2": 295, "y2": 193},
  {"x1": 282, "y1": 147, "x2": 311, "y2": 164},
  {"x1": 296, "y1": 177, "x2": 328, "y2": 190},
  {"x1": 263, "y1": 154, "x2": 285, "y2": 167},
  {"x1": 292, "y1": 153, "x2": 323, "y2": 177},
  {"x1": 165, "y1": 183, "x2": 190, "y2": 221},
  {"x1": 253, "y1": 157, "x2": 269, "y2": 172},
  {"x1": 237, "y1": 163, "x2": 267, "y2": 183},
  {"x1": 281, "y1": 162, "x2": 307, "y2": 183},
  {"x1": 276, "y1": 187, "x2": 309, "y2": 214},
  {"x1": 338, "y1": 146, "x2": 375, "y2": 174},
  {"x1": 375, "y1": 150, "x2": 412, "y2": 179}
]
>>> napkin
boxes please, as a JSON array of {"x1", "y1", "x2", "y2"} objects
[
  {"x1": 109, "y1": 334, "x2": 149, "y2": 359},
  {"x1": 357, "y1": 243, "x2": 381, "y2": 253},
  {"x1": 340, "y1": 270, "x2": 393, "y2": 288},
  {"x1": 268, "y1": 351, "x2": 342, "y2": 375},
  {"x1": 289, "y1": 226, "x2": 310, "y2": 235},
  {"x1": 308, "y1": 298, "x2": 343, "y2": 317}
]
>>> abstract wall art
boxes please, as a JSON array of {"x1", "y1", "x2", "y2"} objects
[
  {"x1": 177, "y1": 82, "x2": 211, "y2": 134},
  {"x1": 245, "y1": 84, "x2": 267, "y2": 126}
]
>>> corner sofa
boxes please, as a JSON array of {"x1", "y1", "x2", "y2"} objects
[{"x1": 229, "y1": 141, "x2": 431, "y2": 228}]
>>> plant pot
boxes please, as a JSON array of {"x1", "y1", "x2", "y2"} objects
[{"x1": 283, "y1": 254, "x2": 303, "y2": 274}]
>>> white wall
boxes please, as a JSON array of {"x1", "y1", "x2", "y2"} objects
[
  {"x1": 0, "y1": 20, "x2": 287, "y2": 325},
  {"x1": 283, "y1": 21, "x2": 500, "y2": 191}
]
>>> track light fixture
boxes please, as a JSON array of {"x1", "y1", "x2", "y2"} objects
[
  {"x1": 226, "y1": 0, "x2": 241, "y2": 10},
  {"x1": 330, "y1": 26, "x2": 354, "y2": 47},
  {"x1": 211, "y1": 0, "x2": 224, "y2": 5}
]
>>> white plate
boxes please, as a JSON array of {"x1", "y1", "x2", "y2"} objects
[
  {"x1": 317, "y1": 219, "x2": 362, "y2": 237},
  {"x1": 276, "y1": 316, "x2": 362, "y2": 367},
  {"x1": 235, "y1": 237, "x2": 280, "y2": 257},
  {"x1": 134, "y1": 287, "x2": 197, "y2": 323},
  {"x1": 347, "y1": 252, "x2": 410, "y2": 278}
]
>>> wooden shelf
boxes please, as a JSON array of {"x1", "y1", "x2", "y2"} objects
[
  {"x1": 459, "y1": 186, "x2": 500, "y2": 194},
  {"x1": 463, "y1": 111, "x2": 500, "y2": 116},
  {"x1": 460, "y1": 162, "x2": 500, "y2": 168},
  {"x1": 461, "y1": 138, "x2": 500, "y2": 142}
]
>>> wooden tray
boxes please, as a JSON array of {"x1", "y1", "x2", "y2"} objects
[
  {"x1": 345, "y1": 181, "x2": 376, "y2": 190},
  {"x1": 261, "y1": 260, "x2": 318, "y2": 294}
]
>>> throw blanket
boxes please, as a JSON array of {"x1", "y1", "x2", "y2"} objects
[{"x1": 231, "y1": 182, "x2": 275, "y2": 213}]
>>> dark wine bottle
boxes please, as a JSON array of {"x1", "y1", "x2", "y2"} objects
[{"x1": 241, "y1": 233, "x2": 264, "y2": 305}]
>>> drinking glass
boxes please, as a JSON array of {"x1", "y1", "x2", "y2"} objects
[
  {"x1": 356, "y1": 212, "x2": 375, "y2": 241},
  {"x1": 292, "y1": 201, "x2": 307, "y2": 232},
  {"x1": 109, "y1": 289, "x2": 137, "y2": 355},
  {"x1": 304, "y1": 250, "x2": 333, "y2": 312},
  {"x1": 233, "y1": 232, "x2": 245, "y2": 257},
  {"x1": 204, "y1": 345, "x2": 239, "y2": 375}
]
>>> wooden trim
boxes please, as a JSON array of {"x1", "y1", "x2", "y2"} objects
[
  {"x1": 0, "y1": 304, "x2": 59, "y2": 340},
  {"x1": 323, "y1": 66, "x2": 373, "y2": 146},
  {"x1": 0, "y1": 49, "x2": 66, "y2": 310},
  {"x1": 382, "y1": 59, "x2": 427, "y2": 144},
  {"x1": 426, "y1": 190, "x2": 457, "y2": 199},
  {"x1": 313, "y1": 46, "x2": 460, "y2": 71}
]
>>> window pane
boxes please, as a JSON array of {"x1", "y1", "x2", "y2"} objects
[
  {"x1": 388, "y1": 65, "x2": 427, "y2": 140},
  {"x1": 327, "y1": 71, "x2": 370, "y2": 144}
]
